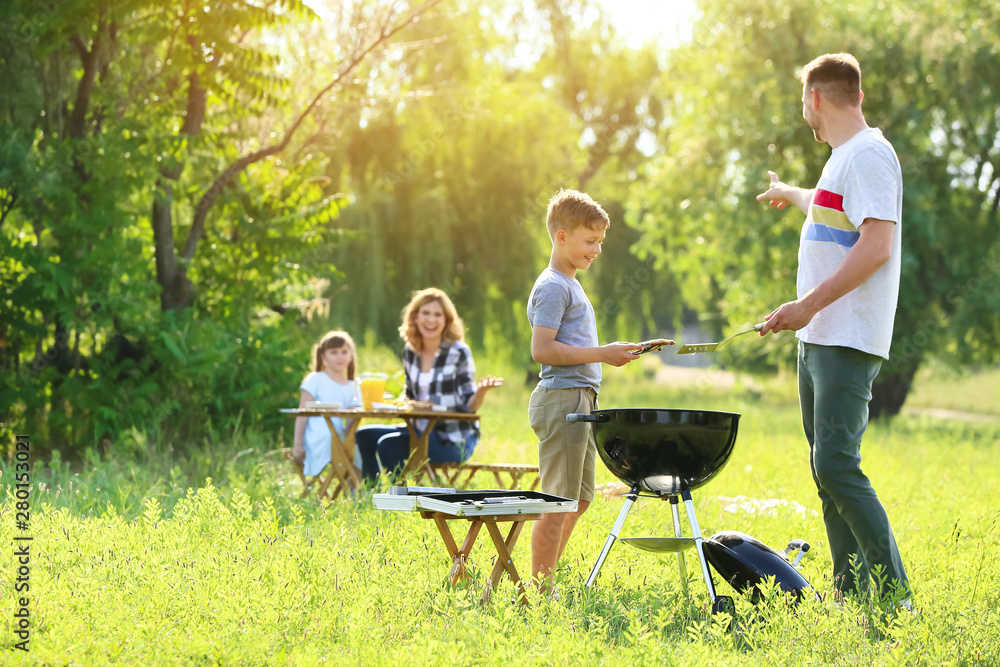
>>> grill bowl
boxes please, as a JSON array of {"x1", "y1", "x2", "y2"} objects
[{"x1": 584, "y1": 409, "x2": 740, "y2": 495}]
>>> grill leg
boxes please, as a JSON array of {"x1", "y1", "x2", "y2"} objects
[
  {"x1": 585, "y1": 484, "x2": 640, "y2": 588},
  {"x1": 669, "y1": 495, "x2": 690, "y2": 598},
  {"x1": 682, "y1": 488, "x2": 718, "y2": 602}
]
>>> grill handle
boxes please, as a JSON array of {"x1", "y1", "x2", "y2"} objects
[
  {"x1": 565, "y1": 413, "x2": 608, "y2": 423},
  {"x1": 783, "y1": 539, "x2": 811, "y2": 568}
]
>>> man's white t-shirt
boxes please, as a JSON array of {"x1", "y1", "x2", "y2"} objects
[{"x1": 796, "y1": 128, "x2": 903, "y2": 359}]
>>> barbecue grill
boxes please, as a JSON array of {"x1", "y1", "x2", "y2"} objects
[{"x1": 567, "y1": 408, "x2": 813, "y2": 612}]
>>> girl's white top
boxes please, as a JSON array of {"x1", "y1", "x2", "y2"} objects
[{"x1": 300, "y1": 372, "x2": 361, "y2": 477}]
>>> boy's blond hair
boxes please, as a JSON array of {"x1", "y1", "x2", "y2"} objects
[{"x1": 545, "y1": 189, "x2": 610, "y2": 241}]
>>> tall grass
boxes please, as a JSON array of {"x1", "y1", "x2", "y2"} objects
[{"x1": 3, "y1": 362, "x2": 999, "y2": 664}]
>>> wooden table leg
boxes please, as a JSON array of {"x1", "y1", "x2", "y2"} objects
[
  {"x1": 419, "y1": 512, "x2": 543, "y2": 605},
  {"x1": 315, "y1": 417, "x2": 361, "y2": 500},
  {"x1": 442, "y1": 465, "x2": 464, "y2": 487},
  {"x1": 286, "y1": 453, "x2": 315, "y2": 498},
  {"x1": 401, "y1": 416, "x2": 439, "y2": 483},
  {"x1": 341, "y1": 417, "x2": 363, "y2": 483},
  {"x1": 432, "y1": 515, "x2": 460, "y2": 559},
  {"x1": 428, "y1": 464, "x2": 465, "y2": 487},
  {"x1": 314, "y1": 464, "x2": 346, "y2": 501},
  {"x1": 332, "y1": 416, "x2": 363, "y2": 489},
  {"x1": 483, "y1": 520, "x2": 530, "y2": 605},
  {"x1": 431, "y1": 516, "x2": 483, "y2": 584}
]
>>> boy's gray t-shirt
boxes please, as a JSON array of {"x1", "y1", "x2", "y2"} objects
[{"x1": 527, "y1": 268, "x2": 601, "y2": 392}]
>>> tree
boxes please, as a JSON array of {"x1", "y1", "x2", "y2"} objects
[
  {"x1": 0, "y1": 0, "x2": 447, "y2": 449},
  {"x1": 626, "y1": 0, "x2": 1000, "y2": 416},
  {"x1": 149, "y1": 0, "x2": 445, "y2": 312},
  {"x1": 324, "y1": 0, "x2": 669, "y2": 357}
]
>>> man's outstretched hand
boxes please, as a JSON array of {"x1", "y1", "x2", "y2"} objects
[{"x1": 756, "y1": 171, "x2": 793, "y2": 210}]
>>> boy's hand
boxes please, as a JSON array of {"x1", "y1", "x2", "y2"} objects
[
  {"x1": 602, "y1": 342, "x2": 644, "y2": 367},
  {"x1": 630, "y1": 338, "x2": 675, "y2": 355}
]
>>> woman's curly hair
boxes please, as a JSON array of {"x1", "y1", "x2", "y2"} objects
[{"x1": 399, "y1": 288, "x2": 465, "y2": 351}]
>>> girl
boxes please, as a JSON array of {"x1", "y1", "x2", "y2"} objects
[
  {"x1": 355, "y1": 288, "x2": 503, "y2": 480},
  {"x1": 292, "y1": 330, "x2": 363, "y2": 479}
]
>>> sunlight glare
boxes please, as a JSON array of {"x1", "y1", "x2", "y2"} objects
[{"x1": 594, "y1": 0, "x2": 697, "y2": 48}]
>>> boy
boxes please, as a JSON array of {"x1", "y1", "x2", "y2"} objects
[{"x1": 527, "y1": 188, "x2": 643, "y2": 586}]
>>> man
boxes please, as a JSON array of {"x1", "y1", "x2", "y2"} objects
[{"x1": 757, "y1": 53, "x2": 911, "y2": 604}]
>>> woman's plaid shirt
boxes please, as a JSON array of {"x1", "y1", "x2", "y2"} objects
[{"x1": 402, "y1": 340, "x2": 480, "y2": 445}]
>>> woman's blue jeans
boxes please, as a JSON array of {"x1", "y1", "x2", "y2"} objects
[{"x1": 355, "y1": 425, "x2": 478, "y2": 481}]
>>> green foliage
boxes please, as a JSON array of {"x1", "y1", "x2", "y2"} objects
[
  {"x1": 3, "y1": 0, "x2": 999, "y2": 452},
  {"x1": 628, "y1": 0, "x2": 1000, "y2": 403},
  {"x1": 1, "y1": 0, "x2": 671, "y2": 452},
  {"x1": 324, "y1": 0, "x2": 669, "y2": 359},
  {"x1": 0, "y1": 0, "x2": 378, "y2": 451}
]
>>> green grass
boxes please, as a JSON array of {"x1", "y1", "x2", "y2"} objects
[
  {"x1": 905, "y1": 360, "x2": 1000, "y2": 417},
  {"x1": 3, "y1": 362, "x2": 1000, "y2": 665}
]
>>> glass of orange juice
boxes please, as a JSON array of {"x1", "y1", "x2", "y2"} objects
[{"x1": 359, "y1": 372, "x2": 388, "y2": 409}]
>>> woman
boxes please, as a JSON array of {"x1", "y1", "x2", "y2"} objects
[{"x1": 356, "y1": 288, "x2": 502, "y2": 480}]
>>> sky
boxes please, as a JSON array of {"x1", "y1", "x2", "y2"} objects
[
  {"x1": 303, "y1": 1, "x2": 699, "y2": 51},
  {"x1": 594, "y1": 0, "x2": 698, "y2": 48}
]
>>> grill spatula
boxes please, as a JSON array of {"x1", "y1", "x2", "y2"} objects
[{"x1": 676, "y1": 323, "x2": 765, "y2": 355}]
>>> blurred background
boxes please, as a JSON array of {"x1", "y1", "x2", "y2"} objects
[{"x1": 2, "y1": 0, "x2": 998, "y2": 455}]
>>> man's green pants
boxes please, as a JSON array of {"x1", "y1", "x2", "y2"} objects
[{"x1": 798, "y1": 341, "x2": 910, "y2": 598}]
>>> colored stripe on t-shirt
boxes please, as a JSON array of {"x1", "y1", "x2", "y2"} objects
[
  {"x1": 811, "y1": 206, "x2": 856, "y2": 231},
  {"x1": 813, "y1": 188, "x2": 844, "y2": 211},
  {"x1": 806, "y1": 187, "x2": 858, "y2": 247},
  {"x1": 804, "y1": 223, "x2": 860, "y2": 247}
]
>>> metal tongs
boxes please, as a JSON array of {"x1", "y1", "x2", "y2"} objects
[{"x1": 675, "y1": 323, "x2": 766, "y2": 355}]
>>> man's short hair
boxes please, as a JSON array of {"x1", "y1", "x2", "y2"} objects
[
  {"x1": 799, "y1": 53, "x2": 862, "y2": 108},
  {"x1": 545, "y1": 189, "x2": 610, "y2": 240}
]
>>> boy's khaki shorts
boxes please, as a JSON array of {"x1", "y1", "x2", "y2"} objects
[{"x1": 528, "y1": 385, "x2": 598, "y2": 502}]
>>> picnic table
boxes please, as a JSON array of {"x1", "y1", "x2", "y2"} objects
[{"x1": 280, "y1": 406, "x2": 480, "y2": 500}]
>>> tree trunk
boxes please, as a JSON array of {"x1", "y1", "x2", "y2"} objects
[
  {"x1": 152, "y1": 179, "x2": 193, "y2": 311},
  {"x1": 870, "y1": 362, "x2": 919, "y2": 420},
  {"x1": 152, "y1": 71, "x2": 205, "y2": 311},
  {"x1": 68, "y1": 32, "x2": 101, "y2": 141}
]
